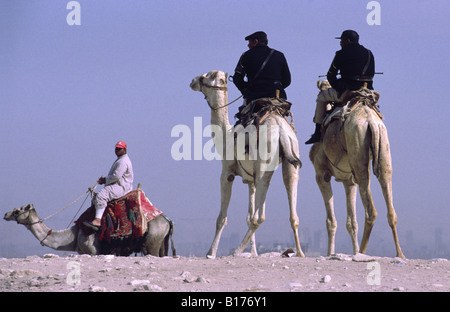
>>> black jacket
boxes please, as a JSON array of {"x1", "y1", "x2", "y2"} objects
[
  {"x1": 327, "y1": 43, "x2": 375, "y2": 95},
  {"x1": 233, "y1": 44, "x2": 291, "y2": 102}
]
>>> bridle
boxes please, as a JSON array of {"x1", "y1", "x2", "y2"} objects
[
  {"x1": 12, "y1": 206, "x2": 41, "y2": 226},
  {"x1": 12, "y1": 207, "x2": 54, "y2": 245},
  {"x1": 198, "y1": 76, "x2": 242, "y2": 111}
]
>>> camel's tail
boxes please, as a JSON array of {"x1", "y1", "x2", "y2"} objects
[
  {"x1": 162, "y1": 214, "x2": 176, "y2": 257},
  {"x1": 369, "y1": 119, "x2": 381, "y2": 177},
  {"x1": 279, "y1": 125, "x2": 302, "y2": 168}
]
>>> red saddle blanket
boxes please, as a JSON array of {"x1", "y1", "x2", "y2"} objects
[{"x1": 75, "y1": 189, "x2": 163, "y2": 242}]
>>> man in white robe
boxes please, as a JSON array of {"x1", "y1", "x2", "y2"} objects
[{"x1": 84, "y1": 140, "x2": 134, "y2": 231}]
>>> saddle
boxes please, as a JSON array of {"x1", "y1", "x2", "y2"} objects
[
  {"x1": 236, "y1": 97, "x2": 296, "y2": 132},
  {"x1": 323, "y1": 88, "x2": 382, "y2": 128},
  {"x1": 75, "y1": 188, "x2": 163, "y2": 243}
]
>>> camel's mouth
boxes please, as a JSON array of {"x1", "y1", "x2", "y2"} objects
[
  {"x1": 4, "y1": 211, "x2": 15, "y2": 221},
  {"x1": 190, "y1": 77, "x2": 200, "y2": 91}
]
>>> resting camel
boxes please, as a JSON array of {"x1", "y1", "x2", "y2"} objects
[
  {"x1": 4, "y1": 203, "x2": 175, "y2": 257},
  {"x1": 309, "y1": 80, "x2": 405, "y2": 258},
  {"x1": 190, "y1": 70, "x2": 305, "y2": 258}
]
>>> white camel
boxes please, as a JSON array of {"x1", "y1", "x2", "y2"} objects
[
  {"x1": 190, "y1": 70, "x2": 305, "y2": 258},
  {"x1": 309, "y1": 81, "x2": 405, "y2": 258},
  {"x1": 4, "y1": 203, "x2": 175, "y2": 257}
]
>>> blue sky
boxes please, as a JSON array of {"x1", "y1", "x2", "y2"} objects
[{"x1": 1, "y1": 0, "x2": 449, "y2": 258}]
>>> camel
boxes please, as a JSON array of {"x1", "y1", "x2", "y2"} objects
[
  {"x1": 309, "y1": 80, "x2": 405, "y2": 258},
  {"x1": 190, "y1": 70, "x2": 305, "y2": 258},
  {"x1": 4, "y1": 203, "x2": 176, "y2": 257}
]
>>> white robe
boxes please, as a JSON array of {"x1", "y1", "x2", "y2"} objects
[{"x1": 94, "y1": 154, "x2": 134, "y2": 219}]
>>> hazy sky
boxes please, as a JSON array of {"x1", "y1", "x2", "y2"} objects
[{"x1": 1, "y1": 0, "x2": 449, "y2": 258}]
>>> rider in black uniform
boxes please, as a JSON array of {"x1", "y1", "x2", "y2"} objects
[
  {"x1": 305, "y1": 30, "x2": 375, "y2": 144},
  {"x1": 233, "y1": 31, "x2": 291, "y2": 124}
]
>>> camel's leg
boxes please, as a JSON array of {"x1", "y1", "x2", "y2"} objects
[
  {"x1": 282, "y1": 159, "x2": 305, "y2": 257},
  {"x1": 343, "y1": 179, "x2": 359, "y2": 254},
  {"x1": 77, "y1": 231, "x2": 101, "y2": 255},
  {"x1": 315, "y1": 170, "x2": 337, "y2": 256},
  {"x1": 143, "y1": 215, "x2": 171, "y2": 257},
  {"x1": 377, "y1": 154, "x2": 405, "y2": 258},
  {"x1": 246, "y1": 183, "x2": 257, "y2": 256},
  {"x1": 146, "y1": 243, "x2": 161, "y2": 257},
  {"x1": 207, "y1": 170, "x2": 233, "y2": 259},
  {"x1": 346, "y1": 124, "x2": 377, "y2": 255},
  {"x1": 354, "y1": 167, "x2": 377, "y2": 255},
  {"x1": 234, "y1": 168, "x2": 274, "y2": 255}
]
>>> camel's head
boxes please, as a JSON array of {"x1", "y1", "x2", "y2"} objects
[
  {"x1": 190, "y1": 70, "x2": 228, "y2": 94},
  {"x1": 4, "y1": 204, "x2": 35, "y2": 225}
]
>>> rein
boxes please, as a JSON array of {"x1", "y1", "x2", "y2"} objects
[
  {"x1": 20, "y1": 183, "x2": 97, "y2": 226},
  {"x1": 199, "y1": 76, "x2": 242, "y2": 111}
]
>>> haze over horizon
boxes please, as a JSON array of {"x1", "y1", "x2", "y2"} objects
[{"x1": 1, "y1": 0, "x2": 449, "y2": 259}]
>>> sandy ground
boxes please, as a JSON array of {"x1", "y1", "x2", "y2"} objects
[{"x1": 0, "y1": 252, "x2": 448, "y2": 294}]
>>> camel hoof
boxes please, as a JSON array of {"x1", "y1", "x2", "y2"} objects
[
  {"x1": 397, "y1": 252, "x2": 406, "y2": 259},
  {"x1": 233, "y1": 252, "x2": 253, "y2": 258},
  {"x1": 206, "y1": 254, "x2": 216, "y2": 259}
]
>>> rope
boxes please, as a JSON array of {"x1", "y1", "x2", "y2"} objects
[
  {"x1": 199, "y1": 75, "x2": 243, "y2": 111},
  {"x1": 207, "y1": 93, "x2": 243, "y2": 111},
  {"x1": 66, "y1": 187, "x2": 96, "y2": 228},
  {"x1": 37, "y1": 183, "x2": 98, "y2": 225}
]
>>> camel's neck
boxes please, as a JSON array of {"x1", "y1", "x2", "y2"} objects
[
  {"x1": 207, "y1": 90, "x2": 231, "y2": 131},
  {"x1": 206, "y1": 90, "x2": 234, "y2": 159},
  {"x1": 25, "y1": 210, "x2": 78, "y2": 252}
]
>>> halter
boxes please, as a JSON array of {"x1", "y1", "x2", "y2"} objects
[
  {"x1": 13, "y1": 206, "x2": 42, "y2": 226},
  {"x1": 13, "y1": 207, "x2": 54, "y2": 245},
  {"x1": 198, "y1": 76, "x2": 242, "y2": 111}
]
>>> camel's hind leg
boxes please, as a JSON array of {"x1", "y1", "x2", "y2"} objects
[
  {"x1": 207, "y1": 170, "x2": 233, "y2": 259},
  {"x1": 345, "y1": 123, "x2": 377, "y2": 255},
  {"x1": 310, "y1": 143, "x2": 339, "y2": 255},
  {"x1": 343, "y1": 179, "x2": 359, "y2": 254},
  {"x1": 282, "y1": 159, "x2": 305, "y2": 257},
  {"x1": 378, "y1": 172, "x2": 404, "y2": 258},
  {"x1": 315, "y1": 170, "x2": 337, "y2": 256},
  {"x1": 376, "y1": 141, "x2": 405, "y2": 258},
  {"x1": 246, "y1": 182, "x2": 257, "y2": 256},
  {"x1": 351, "y1": 159, "x2": 377, "y2": 255},
  {"x1": 234, "y1": 168, "x2": 274, "y2": 255}
]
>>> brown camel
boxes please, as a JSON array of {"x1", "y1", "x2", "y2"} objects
[{"x1": 309, "y1": 81, "x2": 405, "y2": 258}]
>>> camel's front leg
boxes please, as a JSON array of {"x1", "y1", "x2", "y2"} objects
[
  {"x1": 343, "y1": 179, "x2": 359, "y2": 254},
  {"x1": 282, "y1": 159, "x2": 305, "y2": 257},
  {"x1": 247, "y1": 182, "x2": 257, "y2": 256},
  {"x1": 207, "y1": 170, "x2": 233, "y2": 259}
]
